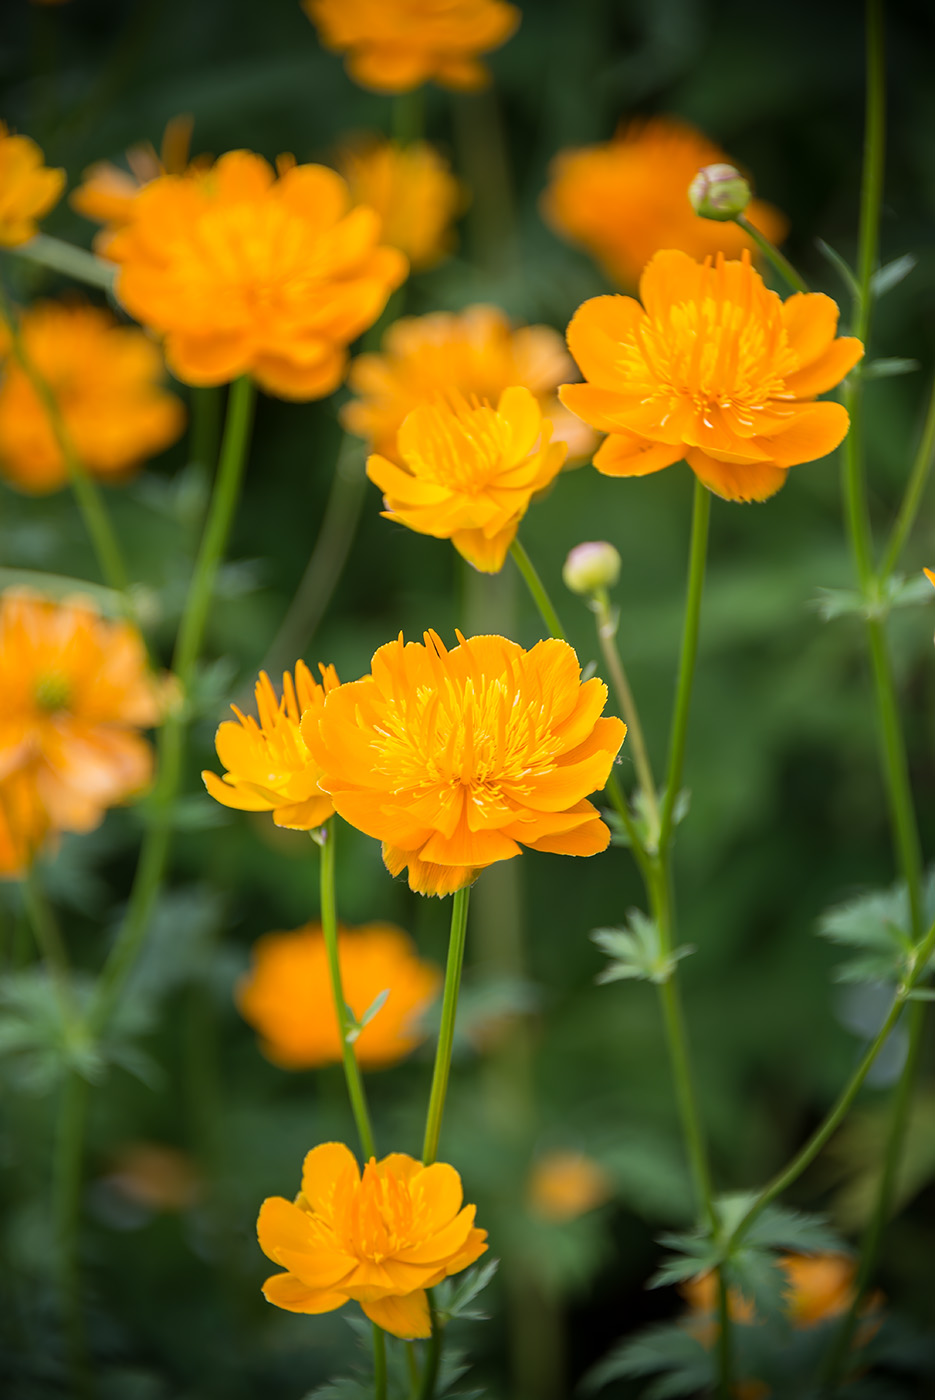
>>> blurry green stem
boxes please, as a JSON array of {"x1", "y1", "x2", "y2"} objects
[
  {"x1": 879, "y1": 368, "x2": 935, "y2": 580},
  {"x1": 422, "y1": 885, "x2": 470, "y2": 1165},
  {"x1": 510, "y1": 538, "x2": 566, "y2": 641},
  {"x1": 373, "y1": 1323, "x2": 387, "y2": 1400},
  {"x1": 23, "y1": 866, "x2": 74, "y2": 1025},
  {"x1": 317, "y1": 822, "x2": 376, "y2": 1160},
  {"x1": 451, "y1": 88, "x2": 516, "y2": 277},
  {"x1": 592, "y1": 587, "x2": 659, "y2": 844},
  {"x1": 416, "y1": 1294, "x2": 442, "y2": 1400},
  {"x1": 392, "y1": 89, "x2": 425, "y2": 145},
  {"x1": 733, "y1": 214, "x2": 809, "y2": 295},
  {"x1": 190, "y1": 385, "x2": 222, "y2": 475},
  {"x1": 55, "y1": 1070, "x2": 93, "y2": 1399},
  {"x1": 8, "y1": 233, "x2": 116, "y2": 291}
]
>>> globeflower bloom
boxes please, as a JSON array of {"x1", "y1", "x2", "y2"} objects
[
  {"x1": 343, "y1": 304, "x2": 596, "y2": 462},
  {"x1": 202, "y1": 663, "x2": 338, "y2": 829},
  {"x1": 257, "y1": 1142, "x2": 487, "y2": 1337},
  {"x1": 108, "y1": 151, "x2": 408, "y2": 398},
  {"x1": 0, "y1": 301, "x2": 185, "y2": 494},
  {"x1": 303, "y1": 0, "x2": 520, "y2": 93},
  {"x1": 71, "y1": 114, "x2": 198, "y2": 254},
  {"x1": 541, "y1": 116, "x2": 787, "y2": 288},
  {"x1": 337, "y1": 136, "x2": 464, "y2": 272},
  {"x1": 304, "y1": 631, "x2": 626, "y2": 896},
  {"x1": 367, "y1": 386, "x2": 567, "y2": 572},
  {"x1": 237, "y1": 921, "x2": 441, "y2": 1069},
  {"x1": 0, "y1": 767, "x2": 51, "y2": 878},
  {"x1": 560, "y1": 249, "x2": 864, "y2": 502},
  {"x1": 527, "y1": 1150, "x2": 612, "y2": 1223},
  {"x1": 0, "y1": 123, "x2": 65, "y2": 247}
]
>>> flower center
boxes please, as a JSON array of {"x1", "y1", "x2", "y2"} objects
[
  {"x1": 408, "y1": 402, "x2": 506, "y2": 493},
  {"x1": 34, "y1": 671, "x2": 72, "y2": 713}
]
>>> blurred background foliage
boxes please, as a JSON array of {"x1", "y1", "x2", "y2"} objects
[{"x1": 2, "y1": 0, "x2": 935, "y2": 1396}]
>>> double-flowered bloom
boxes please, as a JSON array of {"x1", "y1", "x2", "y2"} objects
[
  {"x1": 336, "y1": 136, "x2": 464, "y2": 272},
  {"x1": 257, "y1": 1142, "x2": 487, "y2": 1338}
]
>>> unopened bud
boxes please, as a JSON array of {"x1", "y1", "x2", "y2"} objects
[
  {"x1": 688, "y1": 163, "x2": 751, "y2": 222},
  {"x1": 563, "y1": 541, "x2": 621, "y2": 596}
]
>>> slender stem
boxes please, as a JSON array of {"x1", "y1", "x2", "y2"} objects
[
  {"x1": 317, "y1": 822, "x2": 376, "y2": 1161},
  {"x1": 54, "y1": 1069, "x2": 93, "y2": 1399},
  {"x1": 392, "y1": 88, "x2": 425, "y2": 145},
  {"x1": 372, "y1": 1323, "x2": 388, "y2": 1400},
  {"x1": 7, "y1": 233, "x2": 116, "y2": 291},
  {"x1": 842, "y1": 378, "x2": 876, "y2": 592},
  {"x1": 22, "y1": 866, "x2": 75, "y2": 1026},
  {"x1": 604, "y1": 772, "x2": 652, "y2": 882},
  {"x1": 510, "y1": 539, "x2": 567, "y2": 641},
  {"x1": 854, "y1": 0, "x2": 886, "y2": 348},
  {"x1": 417, "y1": 1294, "x2": 442, "y2": 1400},
  {"x1": 422, "y1": 886, "x2": 471, "y2": 1165},
  {"x1": 879, "y1": 368, "x2": 935, "y2": 580},
  {"x1": 715, "y1": 1272, "x2": 734, "y2": 1400},
  {"x1": 734, "y1": 213, "x2": 810, "y2": 295},
  {"x1": 592, "y1": 588, "x2": 659, "y2": 844},
  {"x1": 189, "y1": 385, "x2": 222, "y2": 474}
]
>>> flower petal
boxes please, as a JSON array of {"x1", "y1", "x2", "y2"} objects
[{"x1": 360, "y1": 1290, "x2": 431, "y2": 1339}]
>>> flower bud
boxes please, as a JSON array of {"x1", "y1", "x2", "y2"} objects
[
  {"x1": 563, "y1": 541, "x2": 621, "y2": 596},
  {"x1": 688, "y1": 163, "x2": 751, "y2": 222}
]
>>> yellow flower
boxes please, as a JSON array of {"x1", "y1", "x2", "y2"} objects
[
  {"x1": 0, "y1": 767, "x2": 51, "y2": 879},
  {"x1": 527, "y1": 1150, "x2": 612, "y2": 1222},
  {"x1": 541, "y1": 116, "x2": 788, "y2": 289},
  {"x1": 0, "y1": 122, "x2": 65, "y2": 247},
  {"x1": 304, "y1": 630, "x2": 626, "y2": 896},
  {"x1": 0, "y1": 300, "x2": 185, "y2": 494},
  {"x1": 368, "y1": 386, "x2": 567, "y2": 572},
  {"x1": 342, "y1": 303, "x2": 597, "y2": 463},
  {"x1": 560, "y1": 249, "x2": 864, "y2": 503},
  {"x1": 303, "y1": 0, "x2": 520, "y2": 93},
  {"x1": 257, "y1": 1142, "x2": 487, "y2": 1337},
  {"x1": 202, "y1": 663, "x2": 338, "y2": 830},
  {"x1": 237, "y1": 921, "x2": 441, "y2": 1069},
  {"x1": 336, "y1": 135, "x2": 465, "y2": 272},
  {"x1": 71, "y1": 114, "x2": 199, "y2": 254},
  {"x1": 107, "y1": 150, "x2": 408, "y2": 399}
]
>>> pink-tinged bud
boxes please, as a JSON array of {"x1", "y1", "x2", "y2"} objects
[
  {"x1": 562, "y1": 541, "x2": 621, "y2": 596},
  {"x1": 688, "y1": 163, "x2": 751, "y2": 221}
]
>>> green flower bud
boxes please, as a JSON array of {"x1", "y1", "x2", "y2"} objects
[
  {"x1": 562, "y1": 541, "x2": 621, "y2": 596},
  {"x1": 688, "y1": 163, "x2": 751, "y2": 222}
]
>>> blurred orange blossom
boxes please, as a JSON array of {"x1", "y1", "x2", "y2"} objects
[
  {"x1": 0, "y1": 766, "x2": 51, "y2": 878},
  {"x1": 107, "y1": 150, "x2": 407, "y2": 398},
  {"x1": 528, "y1": 1150, "x2": 612, "y2": 1222},
  {"x1": 367, "y1": 386, "x2": 567, "y2": 572},
  {"x1": 682, "y1": 1253, "x2": 860, "y2": 1330},
  {"x1": 303, "y1": 631, "x2": 626, "y2": 896},
  {"x1": 257, "y1": 1142, "x2": 486, "y2": 1337},
  {"x1": 71, "y1": 114, "x2": 199, "y2": 254},
  {"x1": 0, "y1": 122, "x2": 64, "y2": 247},
  {"x1": 336, "y1": 135, "x2": 465, "y2": 271},
  {"x1": 202, "y1": 663, "x2": 338, "y2": 830},
  {"x1": 541, "y1": 116, "x2": 787, "y2": 289},
  {"x1": 560, "y1": 249, "x2": 864, "y2": 503},
  {"x1": 0, "y1": 301, "x2": 184, "y2": 494},
  {"x1": 303, "y1": 0, "x2": 520, "y2": 92},
  {"x1": 237, "y1": 921, "x2": 441, "y2": 1069}
]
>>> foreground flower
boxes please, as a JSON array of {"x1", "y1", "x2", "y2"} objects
[
  {"x1": 202, "y1": 663, "x2": 338, "y2": 829},
  {"x1": 368, "y1": 387, "x2": 567, "y2": 572},
  {"x1": 541, "y1": 116, "x2": 787, "y2": 288},
  {"x1": 237, "y1": 921, "x2": 441, "y2": 1069},
  {"x1": 258, "y1": 1142, "x2": 487, "y2": 1337},
  {"x1": 304, "y1": 0, "x2": 520, "y2": 92},
  {"x1": 0, "y1": 123, "x2": 65, "y2": 247},
  {"x1": 71, "y1": 114, "x2": 198, "y2": 254},
  {"x1": 108, "y1": 151, "x2": 408, "y2": 398},
  {"x1": 0, "y1": 301, "x2": 185, "y2": 493},
  {"x1": 0, "y1": 592, "x2": 163, "y2": 840},
  {"x1": 560, "y1": 249, "x2": 864, "y2": 503},
  {"x1": 343, "y1": 304, "x2": 596, "y2": 462},
  {"x1": 304, "y1": 631, "x2": 626, "y2": 896},
  {"x1": 527, "y1": 1150, "x2": 612, "y2": 1222},
  {"x1": 337, "y1": 136, "x2": 464, "y2": 272}
]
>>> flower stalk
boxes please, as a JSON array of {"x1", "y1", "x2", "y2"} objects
[
  {"x1": 590, "y1": 587, "x2": 659, "y2": 843},
  {"x1": 422, "y1": 884, "x2": 471, "y2": 1166},
  {"x1": 733, "y1": 212, "x2": 809, "y2": 295}
]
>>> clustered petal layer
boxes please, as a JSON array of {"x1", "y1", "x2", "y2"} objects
[
  {"x1": 368, "y1": 386, "x2": 567, "y2": 572},
  {"x1": 336, "y1": 135, "x2": 464, "y2": 272},
  {"x1": 304, "y1": 630, "x2": 626, "y2": 896},
  {"x1": 560, "y1": 249, "x2": 864, "y2": 503},
  {"x1": 71, "y1": 115, "x2": 199, "y2": 254},
  {"x1": 202, "y1": 662, "x2": 339, "y2": 830},
  {"x1": 0, "y1": 122, "x2": 65, "y2": 247},
  {"x1": 257, "y1": 1143, "x2": 487, "y2": 1337},
  {"x1": 108, "y1": 151, "x2": 408, "y2": 399}
]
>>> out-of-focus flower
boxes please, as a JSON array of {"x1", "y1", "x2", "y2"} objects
[
  {"x1": 336, "y1": 135, "x2": 464, "y2": 272},
  {"x1": 303, "y1": 0, "x2": 520, "y2": 93},
  {"x1": 0, "y1": 122, "x2": 65, "y2": 247},
  {"x1": 367, "y1": 386, "x2": 567, "y2": 572},
  {"x1": 0, "y1": 592, "x2": 163, "y2": 841},
  {"x1": 0, "y1": 301, "x2": 185, "y2": 494},
  {"x1": 0, "y1": 767, "x2": 51, "y2": 878},
  {"x1": 237, "y1": 921, "x2": 441, "y2": 1069},
  {"x1": 202, "y1": 663, "x2": 338, "y2": 830},
  {"x1": 257, "y1": 1142, "x2": 487, "y2": 1336},
  {"x1": 108, "y1": 151, "x2": 407, "y2": 399},
  {"x1": 343, "y1": 304, "x2": 596, "y2": 463},
  {"x1": 541, "y1": 117, "x2": 787, "y2": 289},
  {"x1": 71, "y1": 114, "x2": 198, "y2": 254},
  {"x1": 304, "y1": 631, "x2": 626, "y2": 896},
  {"x1": 560, "y1": 249, "x2": 864, "y2": 503},
  {"x1": 527, "y1": 1150, "x2": 612, "y2": 1222},
  {"x1": 683, "y1": 1252, "x2": 860, "y2": 1331},
  {"x1": 563, "y1": 541, "x2": 621, "y2": 596},
  {"x1": 105, "y1": 1143, "x2": 201, "y2": 1212}
]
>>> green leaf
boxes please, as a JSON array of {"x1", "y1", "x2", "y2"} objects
[
  {"x1": 817, "y1": 881, "x2": 917, "y2": 986},
  {"x1": 593, "y1": 910, "x2": 694, "y2": 986},
  {"x1": 814, "y1": 238, "x2": 860, "y2": 303},
  {"x1": 863, "y1": 356, "x2": 920, "y2": 379},
  {"x1": 434, "y1": 1258, "x2": 499, "y2": 1323},
  {"x1": 870, "y1": 253, "x2": 917, "y2": 298},
  {"x1": 745, "y1": 1202, "x2": 844, "y2": 1255},
  {"x1": 580, "y1": 1323, "x2": 712, "y2": 1394}
]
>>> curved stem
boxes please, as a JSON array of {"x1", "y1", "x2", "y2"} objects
[
  {"x1": 372, "y1": 1322, "x2": 388, "y2": 1400},
  {"x1": 422, "y1": 886, "x2": 471, "y2": 1166},
  {"x1": 733, "y1": 214, "x2": 810, "y2": 295},
  {"x1": 879, "y1": 368, "x2": 935, "y2": 581},
  {"x1": 510, "y1": 538, "x2": 567, "y2": 641},
  {"x1": 317, "y1": 822, "x2": 376, "y2": 1161},
  {"x1": 592, "y1": 588, "x2": 659, "y2": 845}
]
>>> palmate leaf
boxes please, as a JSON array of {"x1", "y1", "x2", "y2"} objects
[
  {"x1": 435, "y1": 1258, "x2": 498, "y2": 1323},
  {"x1": 815, "y1": 875, "x2": 933, "y2": 985},
  {"x1": 592, "y1": 910, "x2": 694, "y2": 986},
  {"x1": 580, "y1": 1322, "x2": 712, "y2": 1395},
  {"x1": 744, "y1": 1202, "x2": 845, "y2": 1255}
]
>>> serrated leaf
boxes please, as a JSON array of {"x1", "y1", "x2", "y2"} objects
[
  {"x1": 818, "y1": 882, "x2": 914, "y2": 987},
  {"x1": 592, "y1": 911, "x2": 693, "y2": 986},
  {"x1": 870, "y1": 253, "x2": 917, "y2": 298},
  {"x1": 726, "y1": 1250, "x2": 786, "y2": 1322},
  {"x1": 434, "y1": 1258, "x2": 498, "y2": 1323},
  {"x1": 811, "y1": 587, "x2": 864, "y2": 622},
  {"x1": 863, "y1": 356, "x2": 920, "y2": 380},
  {"x1": 580, "y1": 1323, "x2": 712, "y2": 1394},
  {"x1": 745, "y1": 1204, "x2": 844, "y2": 1255}
]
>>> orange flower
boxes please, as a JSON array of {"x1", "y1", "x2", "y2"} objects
[
  {"x1": 336, "y1": 135, "x2": 464, "y2": 272},
  {"x1": 541, "y1": 116, "x2": 787, "y2": 289},
  {"x1": 560, "y1": 249, "x2": 864, "y2": 503},
  {"x1": 257, "y1": 1142, "x2": 487, "y2": 1337},
  {"x1": 71, "y1": 114, "x2": 198, "y2": 254},
  {"x1": 368, "y1": 387, "x2": 567, "y2": 572},
  {"x1": 527, "y1": 1150, "x2": 612, "y2": 1222},
  {"x1": 0, "y1": 301, "x2": 185, "y2": 494},
  {"x1": 0, "y1": 122, "x2": 65, "y2": 247},
  {"x1": 342, "y1": 303, "x2": 596, "y2": 463},
  {"x1": 0, "y1": 592, "x2": 162, "y2": 838},
  {"x1": 683, "y1": 1253, "x2": 858, "y2": 1330},
  {"x1": 304, "y1": 631, "x2": 626, "y2": 896},
  {"x1": 105, "y1": 1142, "x2": 201, "y2": 1213},
  {"x1": 237, "y1": 921, "x2": 441, "y2": 1069},
  {"x1": 202, "y1": 663, "x2": 338, "y2": 829},
  {"x1": 0, "y1": 766, "x2": 51, "y2": 878},
  {"x1": 107, "y1": 151, "x2": 408, "y2": 399},
  {"x1": 304, "y1": 0, "x2": 520, "y2": 93}
]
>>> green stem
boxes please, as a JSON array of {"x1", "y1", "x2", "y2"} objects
[
  {"x1": 854, "y1": 0, "x2": 886, "y2": 349},
  {"x1": 22, "y1": 866, "x2": 75, "y2": 1026},
  {"x1": 7, "y1": 233, "x2": 115, "y2": 291},
  {"x1": 317, "y1": 822, "x2": 377, "y2": 1161},
  {"x1": 190, "y1": 385, "x2": 222, "y2": 475},
  {"x1": 54, "y1": 1069, "x2": 93, "y2": 1399},
  {"x1": 879, "y1": 368, "x2": 935, "y2": 581},
  {"x1": 392, "y1": 88, "x2": 425, "y2": 145},
  {"x1": 715, "y1": 1271, "x2": 734, "y2": 1400},
  {"x1": 510, "y1": 539, "x2": 567, "y2": 641},
  {"x1": 592, "y1": 587, "x2": 659, "y2": 846},
  {"x1": 422, "y1": 886, "x2": 471, "y2": 1166},
  {"x1": 372, "y1": 1323, "x2": 388, "y2": 1400},
  {"x1": 417, "y1": 1294, "x2": 442, "y2": 1400},
  {"x1": 734, "y1": 213, "x2": 810, "y2": 295}
]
